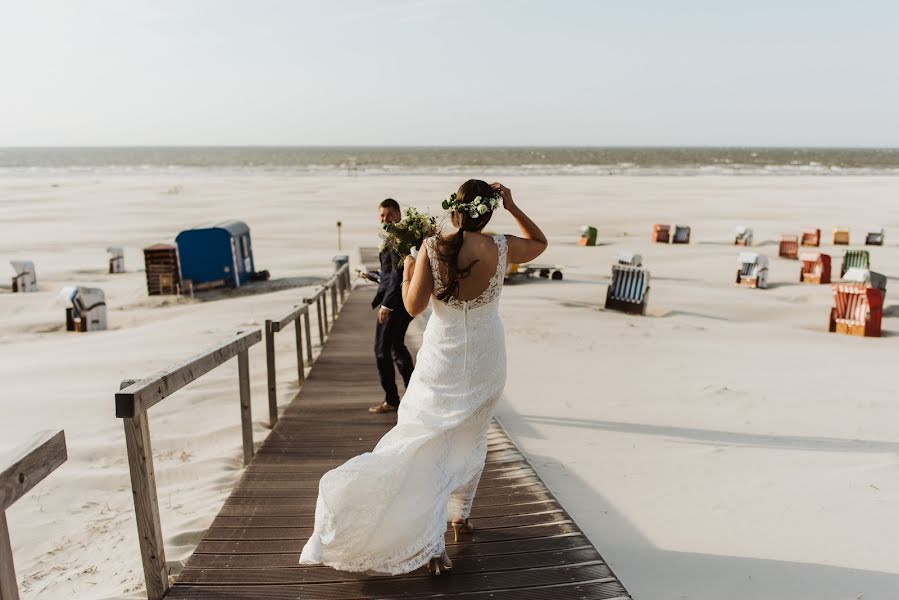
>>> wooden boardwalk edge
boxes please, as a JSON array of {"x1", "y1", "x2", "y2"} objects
[{"x1": 169, "y1": 289, "x2": 632, "y2": 599}]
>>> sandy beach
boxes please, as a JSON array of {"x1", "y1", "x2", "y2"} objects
[{"x1": 2, "y1": 174, "x2": 898, "y2": 599}]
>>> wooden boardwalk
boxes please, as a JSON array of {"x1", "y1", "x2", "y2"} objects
[{"x1": 169, "y1": 290, "x2": 631, "y2": 599}]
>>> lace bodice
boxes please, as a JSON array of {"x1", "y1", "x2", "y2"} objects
[{"x1": 425, "y1": 234, "x2": 507, "y2": 310}]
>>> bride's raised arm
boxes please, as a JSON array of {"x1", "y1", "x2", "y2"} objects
[
  {"x1": 491, "y1": 183, "x2": 548, "y2": 264},
  {"x1": 402, "y1": 242, "x2": 434, "y2": 316}
]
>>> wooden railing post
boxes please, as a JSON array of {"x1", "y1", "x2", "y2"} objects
[
  {"x1": 303, "y1": 308, "x2": 313, "y2": 363},
  {"x1": 321, "y1": 291, "x2": 329, "y2": 333},
  {"x1": 238, "y1": 349, "x2": 254, "y2": 466},
  {"x1": 315, "y1": 299, "x2": 325, "y2": 345},
  {"x1": 294, "y1": 316, "x2": 305, "y2": 383},
  {"x1": 331, "y1": 283, "x2": 338, "y2": 321},
  {"x1": 0, "y1": 511, "x2": 18, "y2": 600},
  {"x1": 120, "y1": 380, "x2": 169, "y2": 600},
  {"x1": 264, "y1": 320, "x2": 277, "y2": 427}
]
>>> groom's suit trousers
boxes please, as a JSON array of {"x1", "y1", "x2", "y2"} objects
[{"x1": 374, "y1": 309, "x2": 415, "y2": 406}]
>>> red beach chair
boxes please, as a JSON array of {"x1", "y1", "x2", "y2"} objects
[
  {"x1": 800, "y1": 228, "x2": 821, "y2": 247},
  {"x1": 652, "y1": 224, "x2": 670, "y2": 243},
  {"x1": 828, "y1": 284, "x2": 883, "y2": 337},
  {"x1": 799, "y1": 252, "x2": 831, "y2": 284},
  {"x1": 779, "y1": 235, "x2": 799, "y2": 259}
]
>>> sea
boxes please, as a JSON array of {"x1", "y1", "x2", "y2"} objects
[{"x1": 1, "y1": 147, "x2": 899, "y2": 177}]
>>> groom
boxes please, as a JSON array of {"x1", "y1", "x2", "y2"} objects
[{"x1": 369, "y1": 198, "x2": 415, "y2": 414}]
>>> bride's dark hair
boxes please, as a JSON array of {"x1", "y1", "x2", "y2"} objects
[{"x1": 432, "y1": 179, "x2": 495, "y2": 302}]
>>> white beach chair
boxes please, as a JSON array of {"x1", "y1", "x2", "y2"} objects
[
  {"x1": 10, "y1": 260, "x2": 38, "y2": 292},
  {"x1": 107, "y1": 246, "x2": 125, "y2": 273},
  {"x1": 60, "y1": 286, "x2": 108, "y2": 332},
  {"x1": 736, "y1": 252, "x2": 769, "y2": 289},
  {"x1": 734, "y1": 226, "x2": 753, "y2": 246}
]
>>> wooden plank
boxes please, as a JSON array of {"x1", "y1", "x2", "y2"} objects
[
  {"x1": 169, "y1": 564, "x2": 613, "y2": 598},
  {"x1": 177, "y1": 547, "x2": 602, "y2": 584},
  {"x1": 0, "y1": 430, "x2": 67, "y2": 510},
  {"x1": 115, "y1": 329, "x2": 262, "y2": 418},
  {"x1": 238, "y1": 350, "x2": 254, "y2": 466},
  {"x1": 0, "y1": 511, "x2": 19, "y2": 600}
]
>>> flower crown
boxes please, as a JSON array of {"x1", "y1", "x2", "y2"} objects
[{"x1": 441, "y1": 191, "x2": 501, "y2": 219}]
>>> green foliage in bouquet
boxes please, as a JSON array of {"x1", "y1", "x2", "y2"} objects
[{"x1": 380, "y1": 207, "x2": 439, "y2": 262}]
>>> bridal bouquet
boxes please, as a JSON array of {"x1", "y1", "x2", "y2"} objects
[{"x1": 380, "y1": 207, "x2": 439, "y2": 261}]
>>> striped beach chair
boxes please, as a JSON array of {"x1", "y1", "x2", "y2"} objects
[
  {"x1": 734, "y1": 226, "x2": 753, "y2": 246},
  {"x1": 832, "y1": 228, "x2": 850, "y2": 245},
  {"x1": 616, "y1": 251, "x2": 642, "y2": 267},
  {"x1": 779, "y1": 234, "x2": 799, "y2": 259},
  {"x1": 652, "y1": 224, "x2": 670, "y2": 243},
  {"x1": 840, "y1": 249, "x2": 870, "y2": 278},
  {"x1": 799, "y1": 252, "x2": 831, "y2": 284},
  {"x1": 735, "y1": 252, "x2": 769, "y2": 289},
  {"x1": 865, "y1": 227, "x2": 884, "y2": 246},
  {"x1": 801, "y1": 228, "x2": 821, "y2": 247},
  {"x1": 672, "y1": 225, "x2": 691, "y2": 244},
  {"x1": 605, "y1": 264, "x2": 650, "y2": 315},
  {"x1": 829, "y1": 284, "x2": 884, "y2": 337}
]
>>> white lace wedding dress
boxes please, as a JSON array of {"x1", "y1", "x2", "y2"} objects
[{"x1": 299, "y1": 234, "x2": 508, "y2": 574}]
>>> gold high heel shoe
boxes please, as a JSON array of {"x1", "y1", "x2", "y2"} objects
[
  {"x1": 427, "y1": 551, "x2": 453, "y2": 575},
  {"x1": 451, "y1": 518, "x2": 475, "y2": 542}
]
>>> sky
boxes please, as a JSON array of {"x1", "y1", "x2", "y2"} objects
[{"x1": 1, "y1": 0, "x2": 898, "y2": 147}]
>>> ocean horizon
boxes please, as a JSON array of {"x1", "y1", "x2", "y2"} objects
[{"x1": 2, "y1": 146, "x2": 899, "y2": 177}]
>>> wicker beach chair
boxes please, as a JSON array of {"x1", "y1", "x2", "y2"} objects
[
  {"x1": 578, "y1": 225, "x2": 597, "y2": 246},
  {"x1": 840, "y1": 249, "x2": 870, "y2": 278},
  {"x1": 799, "y1": 252, "x2": 831, "y2": 284},
  {"x1": 652, "y1": 224, "x2": 670, "y2": 243},
  {"x1": 734, "y1": 226, "x2": 753, "y2": 246},
  {"x1": 107, "y1": 246, "x2": 125, "y2": 274},
  {"x1": 865, "y1": 228, "x2": 884, "y2": 246},
  {"x1": 829, "y1": 284, "x2": 883, "y2": 337},
  {"x1": 779, "y1": 234, "x2": 799, "y2": 259},
  {"x1": 61, "y1": 286, "x2": 108, "y2": 332},
  {"x1": 735, "y1": 252, "x2": 769, "y2": 289},
  {"x1": 801, "y1": 228, "x2": 821, "y2": 247},
  {"x1": 832, "y1": 228, "x2": 850, "y2": 245},
  {"x1": 9, "y1": 259, "x2": 37, "y2": 293},
  {"x1": 672, "y1": 225, "x2": 691, "y2": 244},
  {"x1": 605, "y1": 264, "x2": 650, "y2": 315}
]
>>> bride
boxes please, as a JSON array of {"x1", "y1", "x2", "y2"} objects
[{"x1": 299, "y1": 179, "x2": 547, "y2": 575}]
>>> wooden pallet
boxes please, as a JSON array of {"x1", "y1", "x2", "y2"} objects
[{"x1": 168, "y1": 291, "x2": 631, "y2": 599}]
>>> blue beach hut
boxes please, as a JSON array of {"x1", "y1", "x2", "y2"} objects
[{"x1": 176, "y1": 220, "x2": 256, "y2": 289}]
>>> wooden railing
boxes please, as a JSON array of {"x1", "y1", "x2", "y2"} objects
[
  {"x1": 0, "y1": 430, "x2": 68, "y2": 600},
  {"x1": 118, "y1": 262, "x2": 353, "y2": 600},
  {"x1": 115, "y1": 329, "x2": 262, "y2": 600},
  {"x1": 265, "y1": 263, "x2": 351, "y2": 427}
]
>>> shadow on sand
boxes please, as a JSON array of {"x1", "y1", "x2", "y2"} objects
[{"x1": 498, "y1": 412, "x2": 899, "y2": 600}]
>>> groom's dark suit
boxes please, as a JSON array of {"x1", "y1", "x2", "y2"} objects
[{"x1": 372, "y1": 249, "x2": 415, "y2": 407}]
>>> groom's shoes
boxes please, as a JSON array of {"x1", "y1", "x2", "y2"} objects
[{"x1": 368, "y1": 401, "x2": 398, "y2": 414}]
